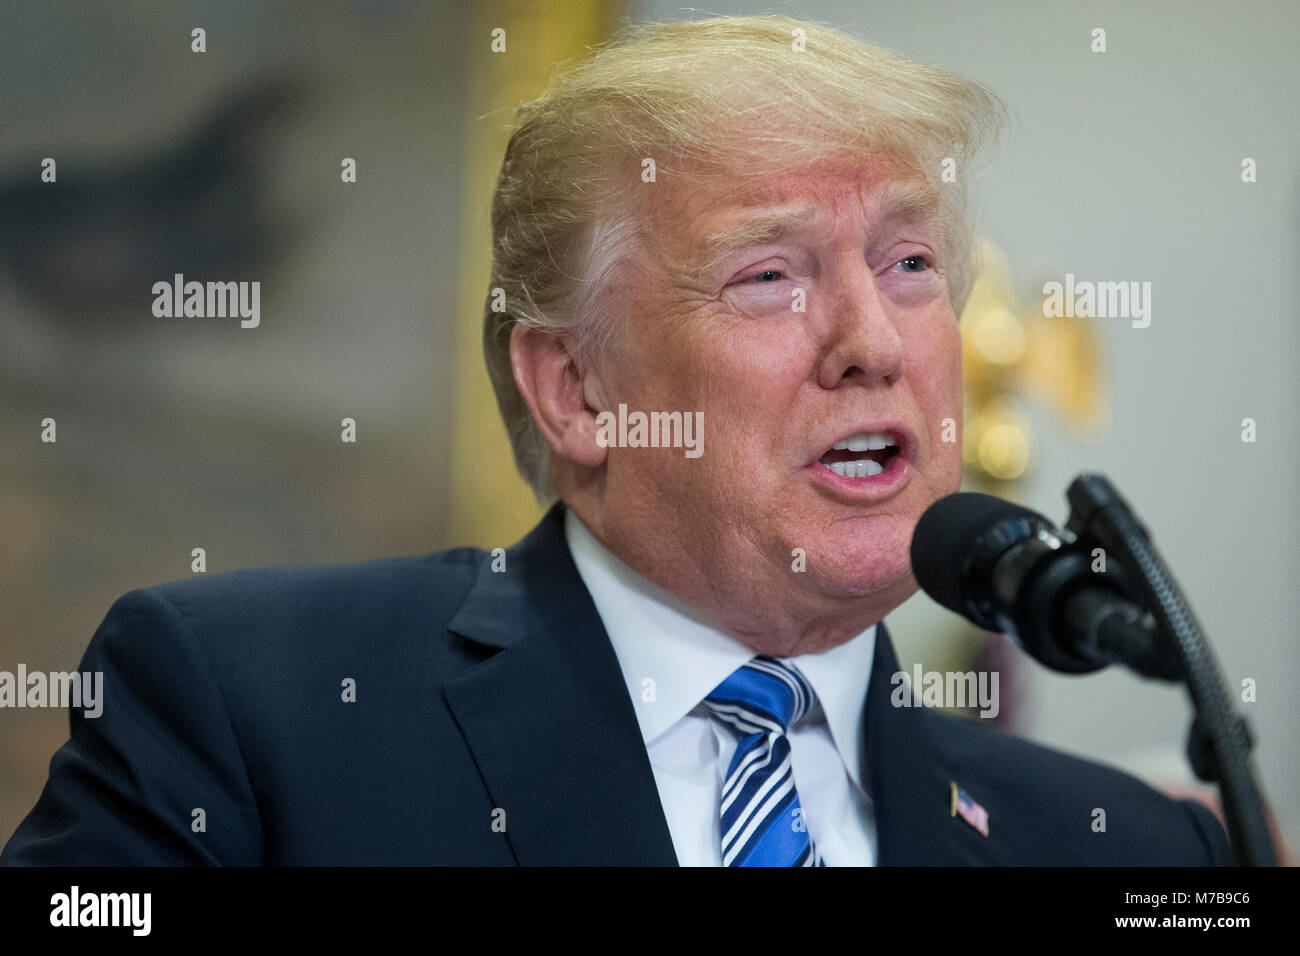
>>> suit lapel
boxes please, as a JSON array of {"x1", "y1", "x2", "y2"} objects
[
  {"x1": 865, "y1": 622, "x2": 1012, "y2": 864},
  {"x1": 444, "y1": 503, "x2": 1011, "y2": 865},
  {"x1": 443, "y1": 504, "x2": 679, "y2": 865}
]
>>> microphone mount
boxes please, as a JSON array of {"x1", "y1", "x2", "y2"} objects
[
  {"x1": 962, "y1": 496, "x2": 1175, "y2": 678},
  {"x1": 1059, "y1": 473, "x2": 1276, "y2": 866}
]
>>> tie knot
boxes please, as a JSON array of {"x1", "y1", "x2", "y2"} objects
[{"x1": 703, "y1": 656, "x2": 816, "y2": 737}]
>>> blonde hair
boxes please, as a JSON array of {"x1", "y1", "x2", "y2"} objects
[{"x1": 483, "y1": 14, "x2": 1004, "y2": 501}]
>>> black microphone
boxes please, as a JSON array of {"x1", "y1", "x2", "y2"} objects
[{"x1": 910, "y1": 492, "x2": 1179, "y2": 680}]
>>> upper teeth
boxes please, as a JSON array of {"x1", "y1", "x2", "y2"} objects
[{"x1": 832, "y1": 431, "x2": 897, "y2": 451}]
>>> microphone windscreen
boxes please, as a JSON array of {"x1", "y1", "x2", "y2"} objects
[{"x1": 910, "y1": 492, "x2": 1050, "y2": 617}]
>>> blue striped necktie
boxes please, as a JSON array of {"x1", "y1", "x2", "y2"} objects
[{"x1": 703, "y1": 656, "x2": 826, "y2": 867}]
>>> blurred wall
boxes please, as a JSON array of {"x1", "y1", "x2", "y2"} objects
[{"x1": 0, "y1": 0, "x2": 471, "y2": 839}]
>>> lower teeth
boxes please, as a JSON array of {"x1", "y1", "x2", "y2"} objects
[{"x1": 824, "y1": 459, "x2": 885, "y2": 478}]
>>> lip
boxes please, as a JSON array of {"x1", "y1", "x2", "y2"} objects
[{"x1": 805, "y1": 423, "x2": 917, "y2": 502}]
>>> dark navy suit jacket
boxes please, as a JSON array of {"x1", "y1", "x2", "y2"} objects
[{"x1": 1, "y1": 503, "x2": 1232, "y2": 865}]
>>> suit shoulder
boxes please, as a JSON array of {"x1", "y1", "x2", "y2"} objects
[
  {"x1": 927, "y1": 711, "x2": 1230, "y2": 863},
  {"x1": 934, "y1": 710, "x2": 1151, "y2": 791},
  {"x1": 101, "y1": 546, "x2": 492, "y2": 673},
  {"x1": 145, "y1": 546, "x2": 485, "y2": 616}
]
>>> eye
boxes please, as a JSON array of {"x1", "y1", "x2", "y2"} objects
[
  {"x1": 747, "y1": 269, "x2": 785, "y2": 283},
  {"x1": 894, "y1": 255, "x2": 930, "y2": 273}
]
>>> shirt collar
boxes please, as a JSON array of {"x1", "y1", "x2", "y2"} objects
[{"x1": 563, "y1": 507, "x2": 876, "y2": 792}]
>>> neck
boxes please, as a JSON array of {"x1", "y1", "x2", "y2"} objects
[{"x1": 562, "y1": 491, "x2": 905, "y2": 657}]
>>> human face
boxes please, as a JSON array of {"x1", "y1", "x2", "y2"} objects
[{"x1": 582, "y1": 156, "x2": 964, "y2": 651}]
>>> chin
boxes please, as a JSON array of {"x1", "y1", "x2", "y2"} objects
[{"x1": 807, "y1": 523, "x2": 914, "y2": 600}]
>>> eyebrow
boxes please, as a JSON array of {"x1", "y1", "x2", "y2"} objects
[
  {"x1": 690, "y1": 180, "x2": 942, "y2": 277},
  {"x1": 698, "y1": 205, "x2": 827, "y2": 273}
]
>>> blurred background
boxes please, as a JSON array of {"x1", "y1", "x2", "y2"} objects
[{"x1": 1, "y1": 0, "x2": 1296, "y2": 858}]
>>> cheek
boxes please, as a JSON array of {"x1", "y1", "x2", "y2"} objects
[
  {"x1": 904, "y1": 311, "x2": 960, "y2": 397},
  {"x1": 607, "y1": 331, "x2": 749, "y2": 487},
  {"x1": 909, "y1": 317, "x2": 964, "y2": 471},
  {"x1": 936, "y1": 302, "x2": 964, "y2": 376},
  {"x1": 691, "y1": 324, "x2": 806, "y2": 413},
  {"x1": 939, "y1": 340, "x2": 964, "y2": 420}
]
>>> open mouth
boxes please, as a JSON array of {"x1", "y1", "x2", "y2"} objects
[{"x1": 817, "y1": 431, "x2": 903, "y2": 478}]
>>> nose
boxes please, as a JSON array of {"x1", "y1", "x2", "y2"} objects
[{"x1": 815, "y1": 255, "x2": 905, "y2": 389}]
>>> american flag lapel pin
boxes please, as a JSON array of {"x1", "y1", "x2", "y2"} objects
[{"x1": 950, "y1": 781, "x2": 990, "y2": 838}]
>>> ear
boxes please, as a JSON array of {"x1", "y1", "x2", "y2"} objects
[{"x1": 510, "y1": 323, "x2": 608, "y2": 470}]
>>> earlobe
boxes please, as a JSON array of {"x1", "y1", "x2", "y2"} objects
[{"x1": 510, "y1": 324, "x2": 608, "y2": 470}]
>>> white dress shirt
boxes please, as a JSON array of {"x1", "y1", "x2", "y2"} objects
[{"x1": 564, "y1": 509, "x2": 879, "y2": 866}]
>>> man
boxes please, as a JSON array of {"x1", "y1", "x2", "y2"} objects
[{"x1": 2, "y1": 15, "x2": 1231, "y2": 865}]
